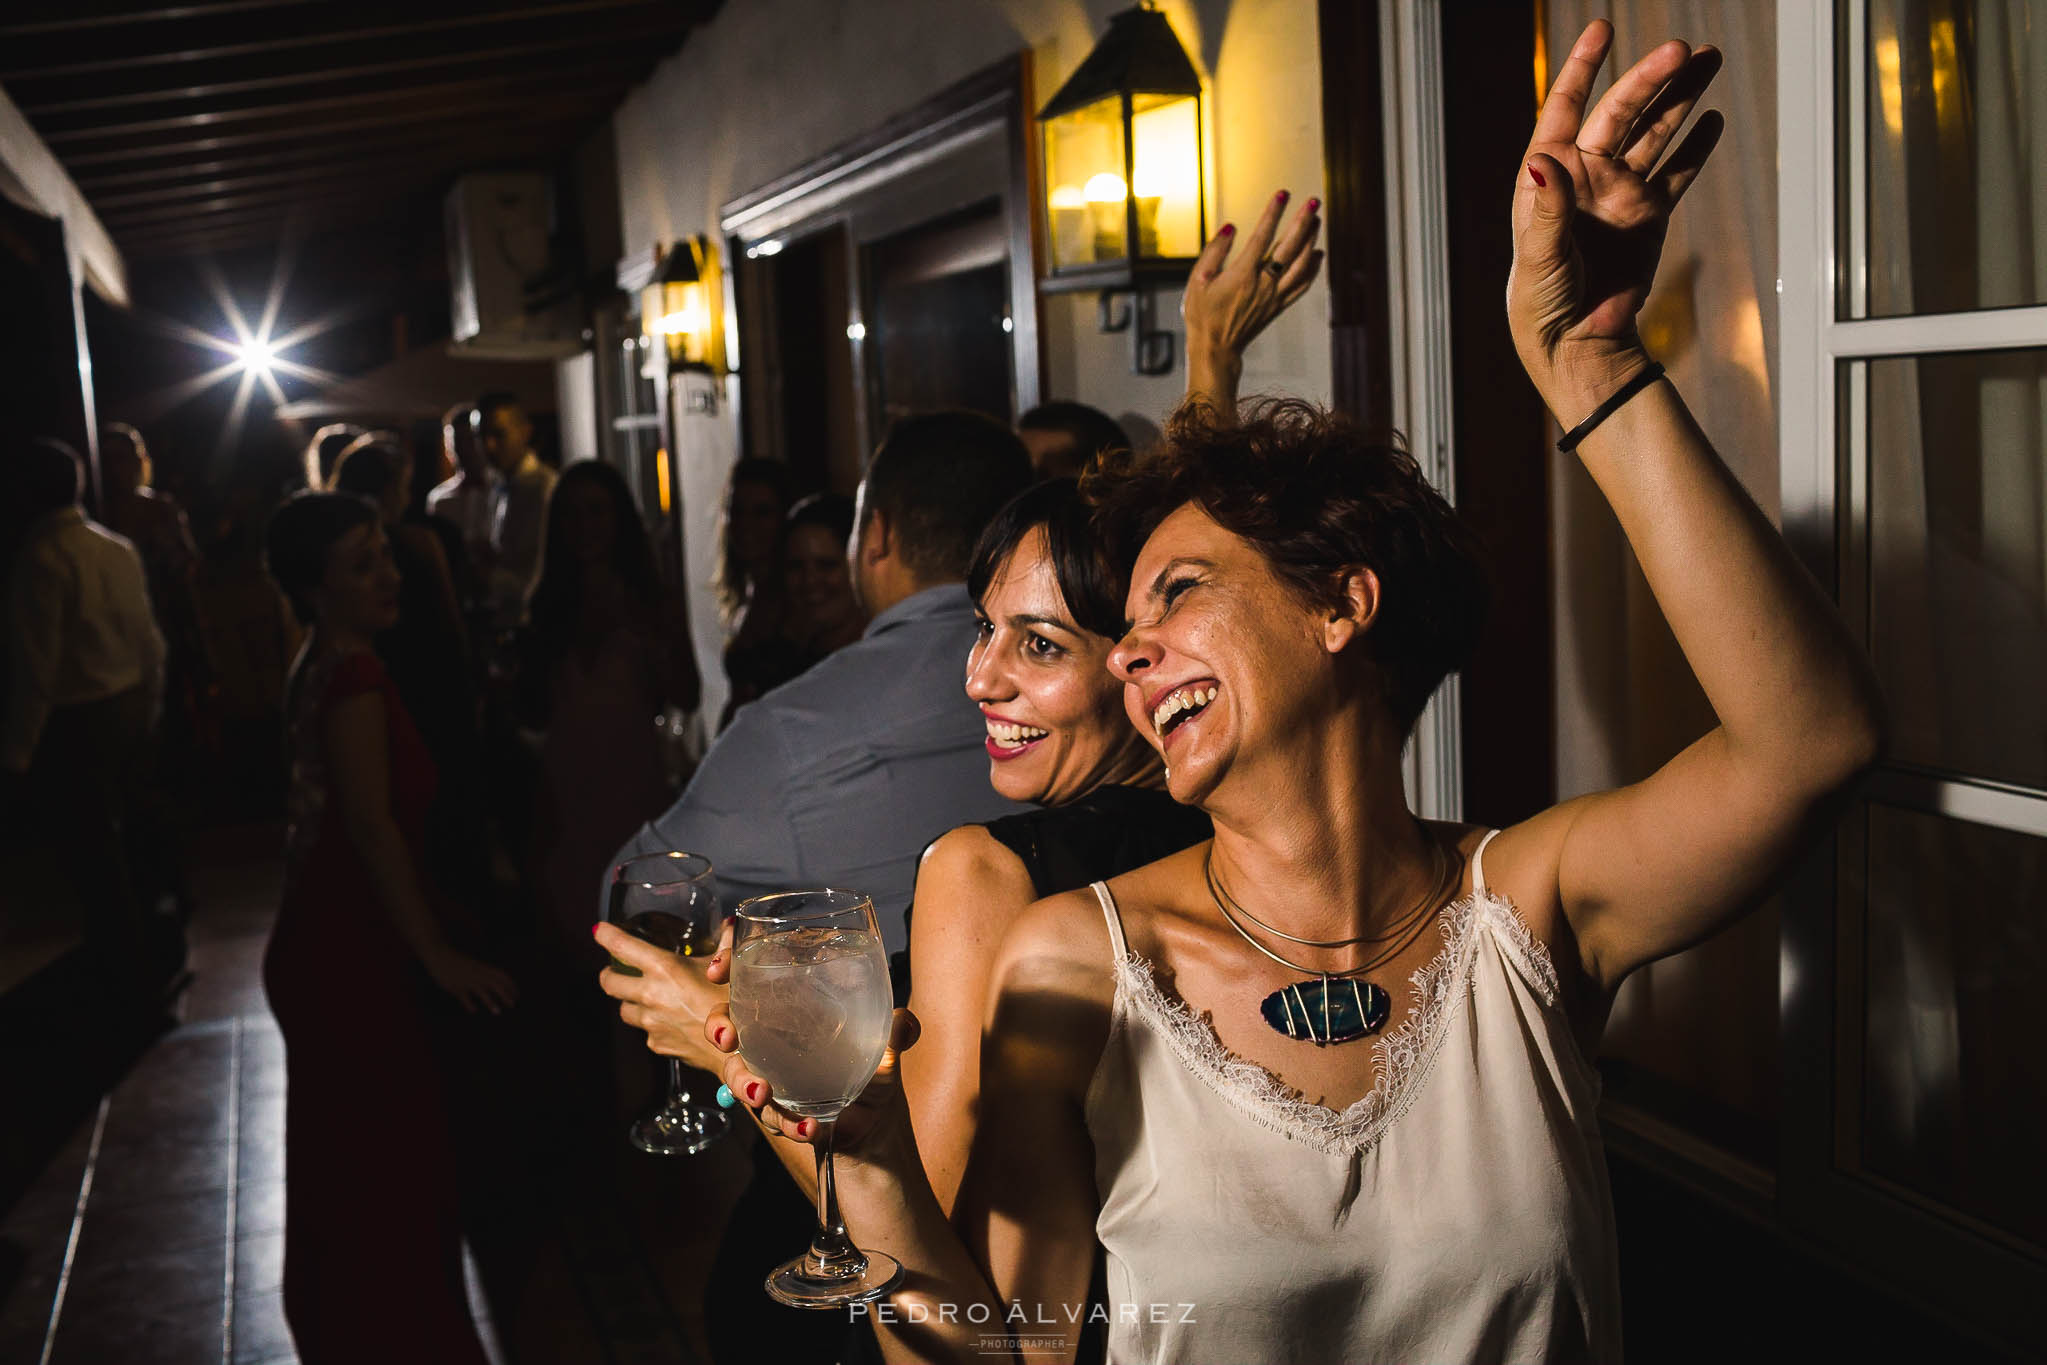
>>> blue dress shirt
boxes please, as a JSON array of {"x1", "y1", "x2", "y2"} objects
[{"x1": 609, "y1": 583, "x2": 1026, "y2": 954}]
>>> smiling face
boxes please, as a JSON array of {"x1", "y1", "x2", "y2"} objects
[
  {"x1": 312, "y1": 521, "x2": 401, "y2": 636},
  {"x1": 784, "y1": 522, "x2": 857, "y2": 629},
  {"x1": 968, "y1": 528, "x2": 1156, "y2": 805},
  {"x1": 1110, "y1": 502, "x2": 1350, "y2": 809}
]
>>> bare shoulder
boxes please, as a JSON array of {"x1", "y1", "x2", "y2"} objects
[
  {"x1": 994, "y1": 885, "x2": 1117, "y2": 1004},
  {"x1": 918, "y1": 824, "x2": 1034, "y2": 900},
  {"x1": 1436, "y1": 804, "x2": 1603, "y2": 1002},
  {"x1": 908, "y1": 827, "x2": 1037, "y2": 999}
]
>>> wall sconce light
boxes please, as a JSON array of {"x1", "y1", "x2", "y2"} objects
[
  {"x1": 639, "y1": 235, "x2": 728, "y2": 373},
  {"x1": 1038, "y1": 3, "x2": 1205, "y2": 374}
]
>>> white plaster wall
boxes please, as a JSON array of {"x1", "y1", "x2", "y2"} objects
[
  {"x1": 613, "y1": 0, "x2": 1330, "y2": 416},
  {"x1": 609, "y1": 0, "x2": 1330, "y2": 721}
]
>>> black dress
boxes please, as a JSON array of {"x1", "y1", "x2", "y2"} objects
[
  {"x1": 709, "y1": 784, "x2": 1210, "y2": 1365},
  {"x1": 890, "y1": 783, "x2": 1214, "y2": 1005}
]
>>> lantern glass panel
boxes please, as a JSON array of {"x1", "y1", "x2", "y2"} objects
[
  {"x1": 1130, "y1": 93, "x2": 1200, "y2": 259},
  {"x1": 1044, "y1": 96, "x2": 1130, "y2": 267}
]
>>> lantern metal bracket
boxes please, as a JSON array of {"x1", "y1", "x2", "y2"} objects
[{"x1": 1097, "y1": 288, "x2": 1175, "y2": 376}]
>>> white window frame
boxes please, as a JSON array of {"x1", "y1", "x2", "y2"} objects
[{"x1": 1776, "y1": 2, "x2": 2047, "y2": 1349}]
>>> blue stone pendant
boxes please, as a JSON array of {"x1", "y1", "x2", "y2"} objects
[{"x1": 1260, "y1": 978, "x2": 1391, "y2": 1045}]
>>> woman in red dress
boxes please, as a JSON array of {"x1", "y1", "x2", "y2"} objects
[{"x1": 263, "y1": 492, "x2": 515, "y2": 1365}]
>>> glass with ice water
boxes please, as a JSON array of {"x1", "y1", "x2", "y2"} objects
[
  {"x1": 609, "y1": 851, "x2": 731, "y2": 1155},
  {"x1": 728, "y1": 889, "x2": 903, "y2": 1307}
]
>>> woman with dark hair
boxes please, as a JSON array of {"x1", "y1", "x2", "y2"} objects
[
  {"x1": 522, "y1": 459, "x2": 699, "y2": 953},
  {"x1": 601, "y1": 478, "x2": 1214, "y2": 1365},
  {"x1": 330, "y1": 435, "x2": 473, "y2": 774},
  {"x1": 714, "y1": 456, "x2": 796, "y2": 728},
  {"x1": 701, "y1": 30, "x2": 1883, "y2": 1365},
  {"x1": 781, "y1": 492, "x2": 866, "y2": 662},
  {"x1": 263, "y1": 491, "x2": 513, "y2": 1365}
]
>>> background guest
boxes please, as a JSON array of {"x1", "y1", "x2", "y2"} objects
[
  {"x1": 300, "y1": 422, "x2": 364, "y2": 491},
  {"x1": 1, "y1": 437, "x2": 167, "y2": 978},
  {"x1": 425, "y1": 402, "x2": 496, "y2": 604},
  {"x1": 519, "y1": 460, "x2": 699, "y2": 956},
  {"x1": 330, "y1": 435, "x2": 473, "y2": 775},
  {"x1": 713, "y1": 456, "x2": 795, "y2": 729},
  {"x1": 1015, "y1": 400, "x2": 1130, "y2": 480},
  {"x1": 476, "y1": 392, "x2": 554, "y2": 633},
  {"x1": 99, "y1": 421, "x2": 214, "y2": 923},
  {"x1": 262, "y1": 490, "x2": 513, "y2": 1365},
  {"x1": 781, "y1": 491, "x2": 865, "y2": 662}
]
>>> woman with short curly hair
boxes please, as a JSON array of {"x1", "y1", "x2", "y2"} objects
[{"x1": 705, "y1": 27, "x2": 1882, "y2": 1365}]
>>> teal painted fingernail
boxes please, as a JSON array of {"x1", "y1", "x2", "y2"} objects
[{"x1": 715, "y1": 1084, "x2": 737, "y2": 1110}]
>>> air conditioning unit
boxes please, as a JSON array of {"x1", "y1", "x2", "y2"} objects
[{"x1": 445, "y1": 173, "x2": 581, "y2": 359}]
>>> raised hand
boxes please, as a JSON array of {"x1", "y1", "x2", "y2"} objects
[
  {"x1": 1508, "y1": 20, "x2": 1723, "y2": 421},
  {"x1": 1184, "y1": 189, "x2": 1323, "y2": 411}
]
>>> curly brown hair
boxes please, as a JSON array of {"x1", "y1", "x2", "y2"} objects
[{"x1": 1085, "y1": 397, "x2": 1489, "y2": 733}]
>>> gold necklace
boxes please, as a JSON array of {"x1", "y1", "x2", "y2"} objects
[{"x1": 1204, "y1": 834, "x2": 1462, "y2": 1046}]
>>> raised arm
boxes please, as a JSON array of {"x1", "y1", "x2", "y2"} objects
[
  {"x1": 1183, "y1": 191, "x2": 1323, "y2": 416},
  {"x1": 1495, "y1": 23, "x2": 1883, "y2": 991}
]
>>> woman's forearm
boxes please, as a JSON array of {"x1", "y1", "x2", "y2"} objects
[
  {"x1": 346, "y1": 812, "x2": 454, "y2": 968},
  {"x1": 837, "y1": 1152, "x2": 1016, "y2": 1365},
  {"x1": 1565, "y1": 367, "x2": 1883, "y2": 782}
]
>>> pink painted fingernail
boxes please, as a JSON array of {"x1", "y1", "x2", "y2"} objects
[
  {"x1": 1527, "y1": 163, "x2": 1547, "y2": 188},
  {"x1": 745, "y1": 1081, "x2": 762, "y2": 1103},
  {"x1": 1275, "y1": 189, "x2": 1289, "y2": 204},
  {"x1": 590, "y1": 924, "x2": 602, "y2": 938},
  {"x1": 1306, "y1": 198, "x2": 1320, "y2": 213},
  {"x1": 1219, "y1": 223, "x2": 1234, "y2": 236}
]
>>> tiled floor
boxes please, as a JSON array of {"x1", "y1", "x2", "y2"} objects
[
  {"x1": 0, "y1": 824, "x2": 757, "y2": 1365},
  {"x1": 0, "y1": 823, "x2": 443, "y2": 1365}
]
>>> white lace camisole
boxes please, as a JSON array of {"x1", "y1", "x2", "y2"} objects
[{"x1": 1083, "y1": 831, "x2": 1621, "y2": 1364}]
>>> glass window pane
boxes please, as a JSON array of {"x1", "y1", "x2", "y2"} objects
[
  {"x1": 1865, "y1": 349, "x2": 2047, "y2": 789},
  {"x1": 1859, "y1": 0, "x2": 2047, "y2": 317},
  {"x1": 1859, "y1": 802, "x2": 2047, "y2": 1252}
]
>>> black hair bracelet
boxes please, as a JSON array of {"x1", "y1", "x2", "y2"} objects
[{"x1": 1555, "y1": 361, "x2": 1665, "y2": 453}]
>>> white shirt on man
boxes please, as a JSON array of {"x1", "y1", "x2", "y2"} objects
[{"x1": 3, "y1": 507, "x2": 166, "y2": 772}]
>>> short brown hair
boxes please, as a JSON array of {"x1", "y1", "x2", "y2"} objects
[{"x1": 1087, "y1": 397, "x2": 1489, "y2": 732}]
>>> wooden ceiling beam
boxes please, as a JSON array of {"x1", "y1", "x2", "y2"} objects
[
  {"x1": 53, "y1": 91, "x2": 615, "y2": 163},
  {"x1": 0, "y1": 0, "x2": 326, "y2": 40},
  {"x1": 2, "y1": 0, "x2": 665, "y2": 81},
  {"x1": 37, "y1": 62, "x2": 640, "y2": 142},
  {"x1": 100, "y1": 174, "x2": 441, "y2": 226},
  {"x1": 72, "y1": 122, "x2": 562, "y2": 189},
  {"x1": 91, "y1": 157, "x2": 478, "y2": 211},
  {"x1": 18, "y1": 22, "x2": 679, "y2": 118}
]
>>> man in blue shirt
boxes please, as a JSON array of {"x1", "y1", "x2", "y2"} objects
[{"x1": 610, "y1": 411, "x2": 1032, "y2": 954}]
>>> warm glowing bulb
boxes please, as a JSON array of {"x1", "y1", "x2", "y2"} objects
[
  {"x1": 1083, "y1": 173, "x2": 1128, "y2": 203},
  {"x1": 1050, "y1": 184, "x2": 1087, "y2": 210}
]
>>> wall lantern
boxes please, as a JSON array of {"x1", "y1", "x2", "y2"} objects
[
  {"x1": 639, "y1": 235, "x2": 727, "y2": 372},
  {"x1": 1038, "y1": 3, "x2": 1205, "y2": 374}
]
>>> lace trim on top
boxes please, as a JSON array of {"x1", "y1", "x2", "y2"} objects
[{"x1": 1110, "y1": 889, "x2": 1559, "y2": 1156}]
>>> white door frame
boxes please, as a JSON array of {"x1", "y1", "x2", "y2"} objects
[{"x1": 1379, "y1": 0, "x2": 1463, "y2": 821}]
